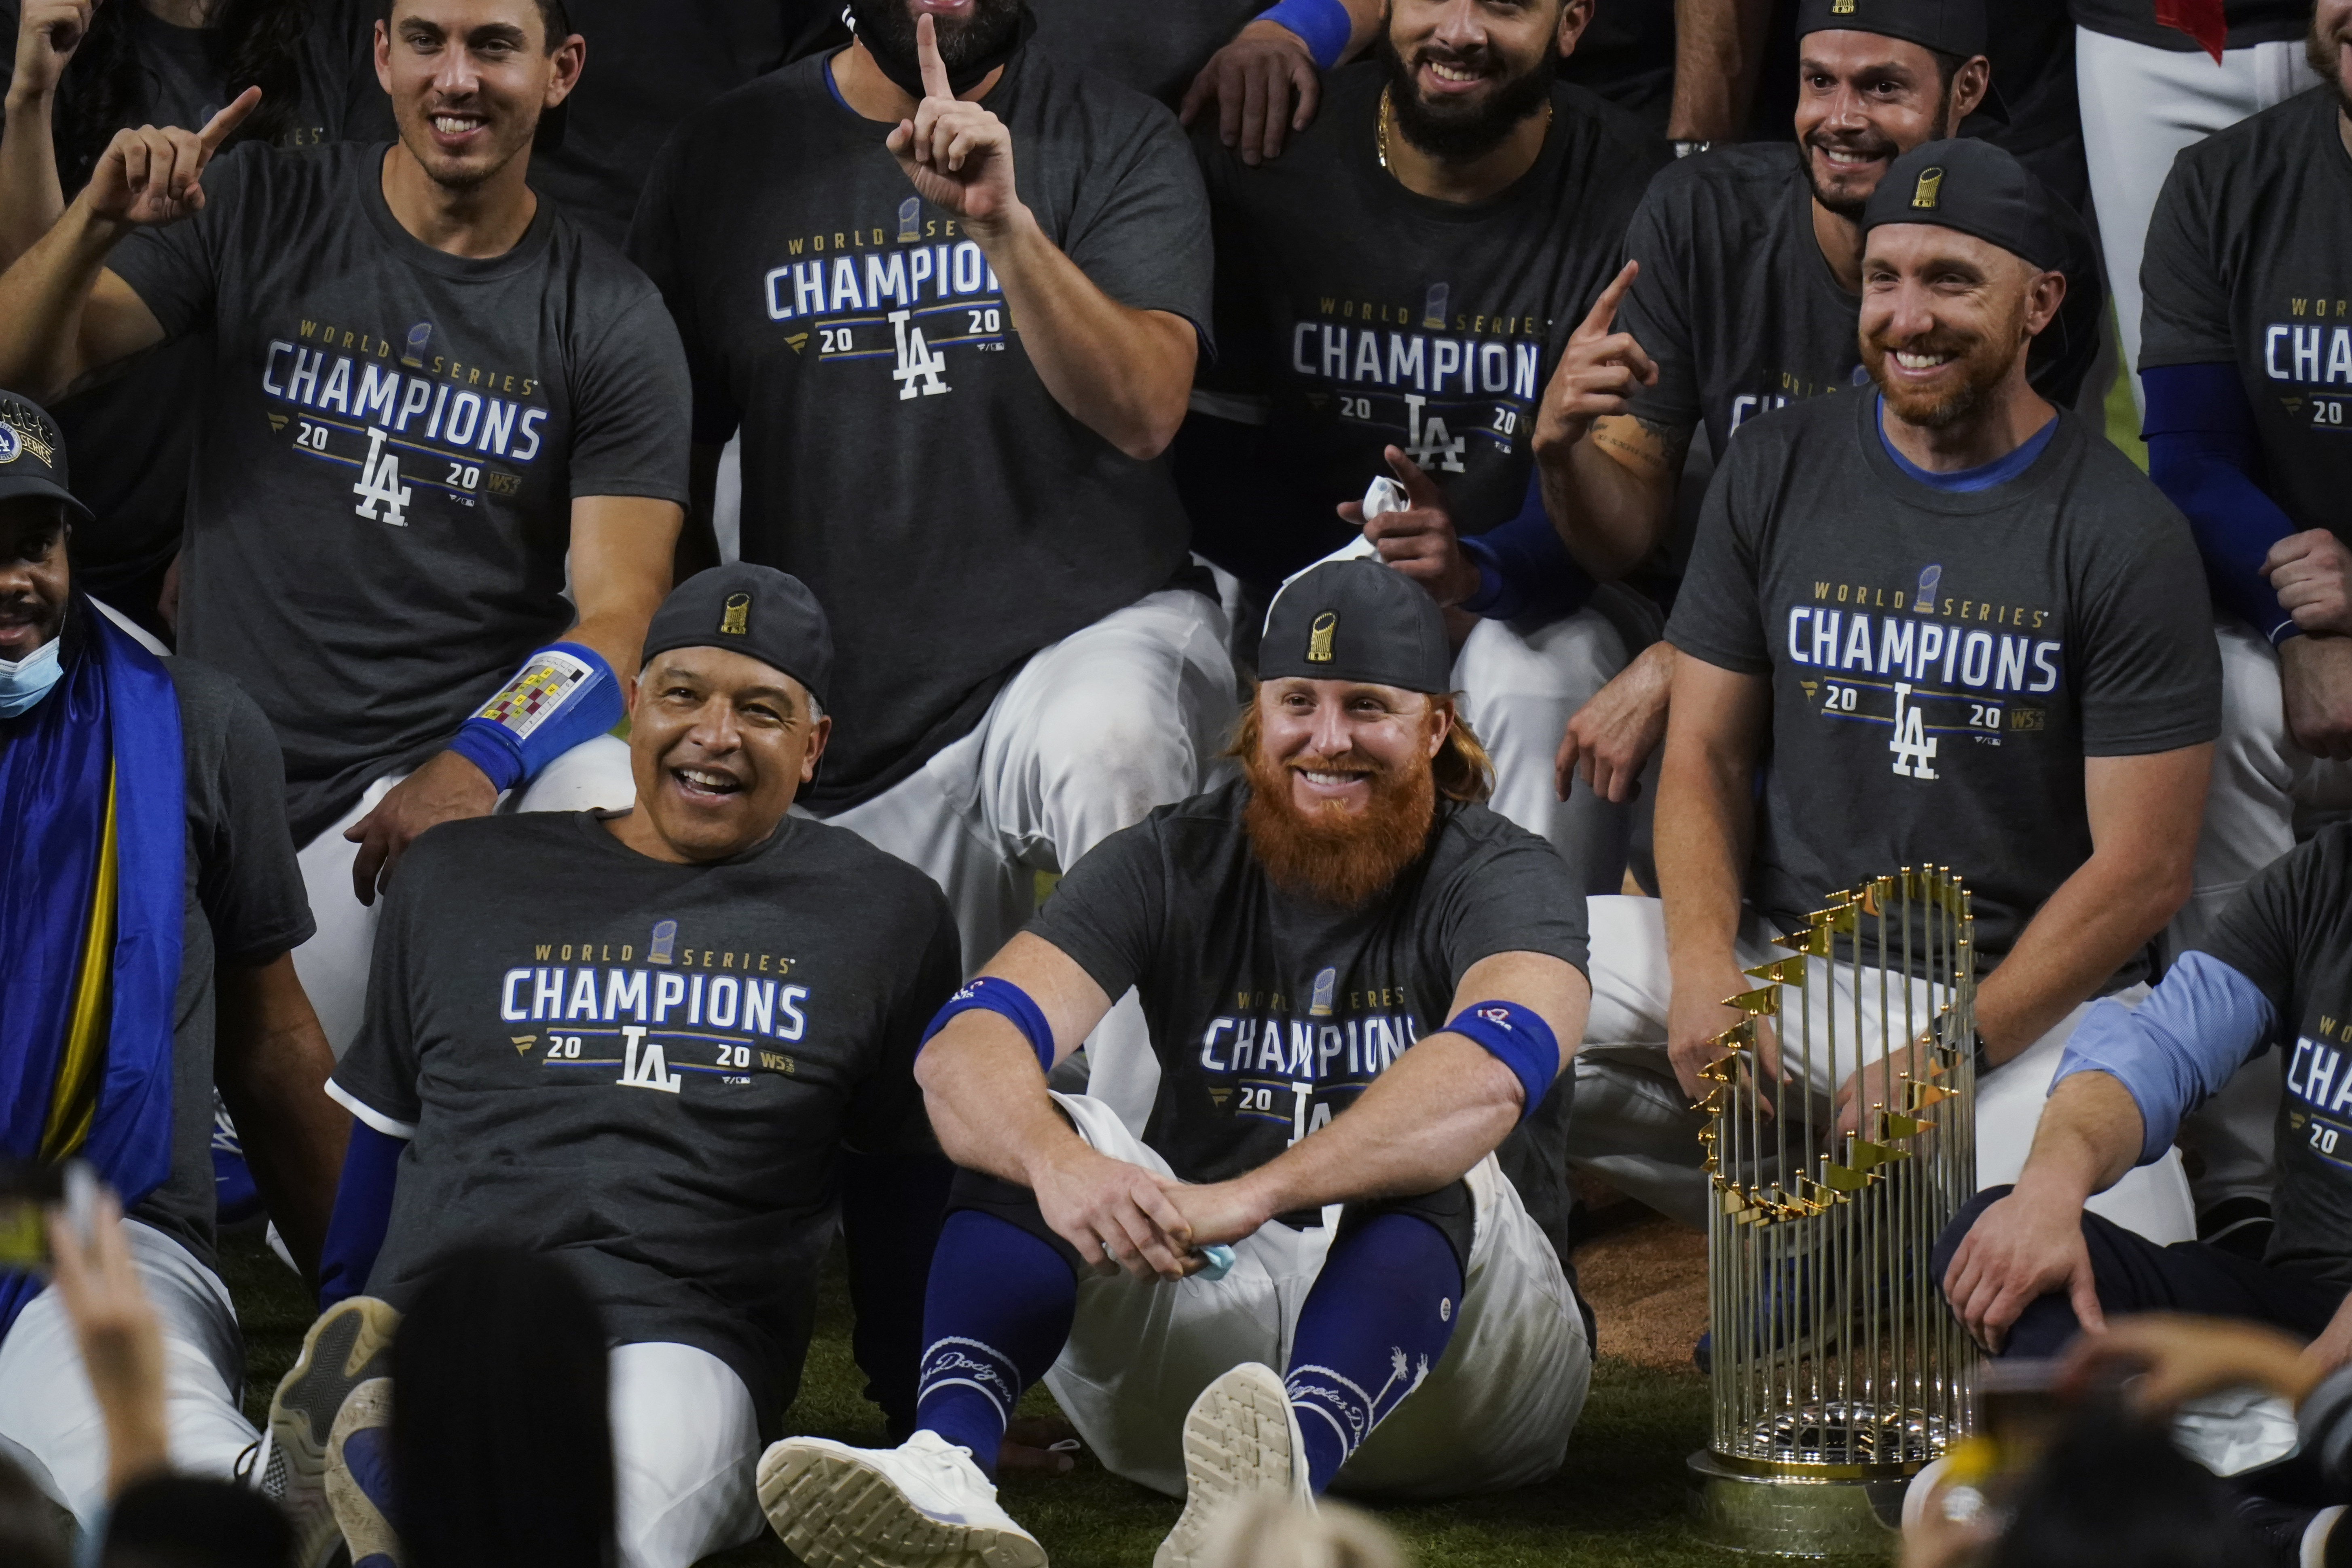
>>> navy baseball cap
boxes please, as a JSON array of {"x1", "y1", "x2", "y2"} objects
[
  {"x1": 1797, "y1": 0, "x2": 1986, "y2": 57},
  {"x1": 1861, "y1": 139, "x2": 2064, "y2": 273},
  {"x1": 641, "y1": 564, "x2": 833, "y2": 708},
  {"x1": 1261, "y1": 560, "x2": 1451, "y2": 695},
  {"x1": 0, "y1": 392, "x2": 89, "y2": 523}
]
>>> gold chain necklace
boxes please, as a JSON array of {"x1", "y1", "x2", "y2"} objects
[{"x1": 1377, "y1": 84, "x2": 1552, "y2": 174}]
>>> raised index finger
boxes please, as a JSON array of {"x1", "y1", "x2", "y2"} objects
[
  {"x1": 197, "y1": 85, "x2": 260, "y2": 154},
  {"x1": 1580, "y1": 259, "x2": 1640, "y2": 337},
  {"x1": 915, "y1": 13, "x2": 954, "y2": 102}
]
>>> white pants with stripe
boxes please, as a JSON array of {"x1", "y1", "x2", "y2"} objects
[{"x1": 1041, "y1": 1092, "x2": 1590, "y2": 1502}]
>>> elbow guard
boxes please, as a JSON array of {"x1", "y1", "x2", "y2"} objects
[
  {"x1": 446, "y1": 642, "x2": 622, "y2": 794},
  {"x1": 1443, "y1": 1000, "x2": 1560, "y2": 1122}
]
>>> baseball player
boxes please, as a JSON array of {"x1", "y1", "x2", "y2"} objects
[
  {"x1": 1578, "y1": 142, "x2": 2221, "y2": 1240},
  {"x1": 0, "y1": 0, "x2": 692, "y2": 1058},
  {"x1": 759, "y1": 559, "x2": 1593, "y2": 1568},
  {"x1": 0, "y1": 394, "x2": 345, "y2": 1526},
  {"x1": 261, "y1": 565, "x2": 963, "y2": 1568},
  {"x1": 630, "y1": 4, "x2": 1234, "y2": 1135},
  {"x1": 1182, "y1": 0, "x2": 1660, "y2": 887}
]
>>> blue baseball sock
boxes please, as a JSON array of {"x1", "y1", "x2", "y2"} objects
[
  {"x1": 913, "y1": 1211, "x2": 1078, "y2": 1479},
  {"x1": 1284, "y1": 1212, "x2": 1464, "y2": 1493}
]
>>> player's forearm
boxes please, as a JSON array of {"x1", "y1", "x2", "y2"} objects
[
  {"x1": 0, "y1": 85, "x2": 67, "y2": 265},
  {"x1": 214, "y1": 955, "x2": 347, "y2": 1282},
  {"x1": 2011, "y1": 1071, "x2": 2145, "y2": 1207},
  {"x1": 0, "y1": 192, "x2": 123, "y2": 398},
  {"x1": 1236, "y1": 1035, "x2": 1525, "y2": 1217},
  {"x1": 972, "y1": 203, "x2": 1194, "y2": 459},
  {"x1": 1669, "y1": 0, "x2": 1770, "y2": 142},
  {"x1": 1656, "y1": 719, "x2": 1756, "y2": 986},
  {"x1": 914, "y1": 1023, "x2": 1089, "y2": 1187},
  {"x1": 1540, "y1": 433, "x2": 1677, "y2": 580}
]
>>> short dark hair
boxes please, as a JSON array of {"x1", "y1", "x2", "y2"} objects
[{"x1": 381, "y1": 0, "x2": 573, "y2": 51}]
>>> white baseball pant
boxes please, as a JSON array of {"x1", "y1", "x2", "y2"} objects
[
  {"x1": 607, "y1": 1341, "x2": 765, "y2": 1568},
  {"x1": 1569, "y1": 895, "x2": 2198, "y2": 1243},
  {"x1": 1040, "y1": 1092, "x2": 1591, "y2": 1502}
]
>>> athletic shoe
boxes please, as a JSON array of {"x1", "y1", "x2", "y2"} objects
[
  {"x1": 256, "y1": 1296, "x2": 402, "y2": 1568},
  {"x1": 757, "y1": 1429, "x2": 1046, "y2": 1568},
  {"x1": 1153, "y1": 1362, "x2": 1313, "y2": 1568},
  {"x1": 327, "y1": 1379, "x2": 402, "y2": 1568}
]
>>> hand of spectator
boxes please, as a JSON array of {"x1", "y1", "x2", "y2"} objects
[
  {"x1": 9, "y1": 0, "x2": 94, "y2": 104},
  {"x1": 1533, "y1": 261, "x2": 1656, "y2": 458},
  {"x1": 1159, "y1": 1174, "x2": 1274, "y2": 1252},
  {"x1": 2265, "y1": 529, "x2": 2352, "y2": 638},
  {"x1": 1026, "y1": 1142, "x2": 1196, "y2": 1282},
  {"x1": 2060, "y1": 1312, "x2": 2315, "y2": 1415},
  {"x1": 1940, "y1": 1183, "x2": 2102, "y2": 1352},
  {"x1": 1337, "y1": 446, "x2": 1480, "y2": 608},
  {"x1": 343, "y1": 746, "x2": 499, "y2": 906},
  {"x1": 1667, "y1": 964, "x2": 1781, "y2": 1107},
  {"x1": 2301, "y1": 1289, "x2": 2352, "y2": 1383},
  {"x1": 2277, "y1": 633, "x2": 2352, "y2": 760},
  {"x1": 999, "y1": 1415, "x2": 1080, "y2": 1477},
  {"x1": 46, "y1": 1188, "x2": 170, "y2": 1498},
  {"x1": 1556, "y1": 641, "x2": 1672, "y2": 804},
  {"x1": 1178, "y1": 19, "x2": 1321, "y2": 166},
  {"x1": 885, "y1": 17, "x2": 1020, "y2": 235},
  {"x1": 82, "y1": 85, "x2": 256, "y2": 229}
]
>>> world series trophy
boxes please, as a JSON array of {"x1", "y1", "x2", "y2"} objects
[{"x1": 1687, "y1": 868, "x2": 1979, "y2": 1558}]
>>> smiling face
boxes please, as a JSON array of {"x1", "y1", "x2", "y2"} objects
[
  {"x1": 1379, "y1": 0, "x2": 1584, "y2": 161},
  {"x1": 1859, "y1": 223, "x2": 2058, "y2": 429},
  {"x1": 0, "y1": 499, "x2": 69, "y2": 663},
  {"x1": 620, "y1": 647, "x2": 829, "y2": 863},
  {"x1": 1794, "y1": 32, "x2": 1979, "y2": 220},
  {"x1": 1239, "y1": 677, "x2": 1449, "y2": 906},
  {"x1": 376, "y1": 0, "x2": 582, "y2": 193},
  {"x1": 2311, "y1": 0, "x2": 2352, "y2": 113}
]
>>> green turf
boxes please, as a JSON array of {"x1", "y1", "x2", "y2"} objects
[{"x1": 218, "y1": 1231, "x2": 1729, "y2": 1567}]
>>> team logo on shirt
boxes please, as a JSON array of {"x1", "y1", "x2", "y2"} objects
[
  {"x1": 500, "y1": 937, "x2": 810, "y2": 1094},
  {"x1": 1203, "y1": 979, "x2": 1421, "y2": 1144},
  {"x1": 760, "y1": 212, "x2": 1007, "y2": 398},
  {"x1": 2288, "y1": 1020, "x2": 2352, "y2": 1171},
  {"x1": 2261, "y1": 296, "x2": 2352, "y2": 431}
]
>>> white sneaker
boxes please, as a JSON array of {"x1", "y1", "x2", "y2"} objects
[
  {"x1": 1154, "y1": 1363, "x2": 1314, "y2": 1568},
  {"x1": 758, "y1": 1429, "x2": 1047, "y2": 1568},
  {"x1": 255, "y1": 1296, "x2": 402, "y2": 1568}
]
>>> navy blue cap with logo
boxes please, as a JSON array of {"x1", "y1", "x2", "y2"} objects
[
  {"x1": 641, "y1": 563, "x2": 833, "y2": 709},
  {"x1": 0, "y1": 392, "x2": 90, "y2": 523},
  {"x1": 1261, "y1": 559, "x2": 1452, "y2": 695},
  {"x1": 1861, "y1": 138, "x2": 2065, "y2": 274}
]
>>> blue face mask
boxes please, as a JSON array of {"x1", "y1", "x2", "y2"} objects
[{"x1": 0, "y1": 636, "x2": 62, "y2": 717}]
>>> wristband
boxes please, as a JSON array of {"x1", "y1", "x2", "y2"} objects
[
  {"x1": 1260, "y1": 0, "x2": 1350, "y2": 69},
  {"x1": 1444, "y1": 1000, "x2": 1559, "y2": 1122},
  {"x1": 449, "y1": 642, "x2": 621, "y2": 794},
  {"x1": 922, "y1": 976, "x2": 1057, "y2": 1072}
]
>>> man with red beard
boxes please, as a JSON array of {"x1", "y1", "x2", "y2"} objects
[
  {"x1": 758, "y1": 560, "x2": 1593, "y2": 1568},
  {"x1": 1576, "y1": 140, "x2": 2222, "y2": 1244}
]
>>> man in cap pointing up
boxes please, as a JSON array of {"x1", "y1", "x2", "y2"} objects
[{"x1": 761, "y1": 559, "x2": 1594, "y2": 1568}]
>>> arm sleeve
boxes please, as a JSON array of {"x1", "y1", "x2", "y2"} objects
[
  {"x1": 191, "y1": 668, "x2": 315, "y2": 963},
  {"x1": 624, "y1": 125, "x2": 742, "y2": 447},
  {"x1": 2051, "y1": 952, "x2": 2277, "y2": 1166},
  {"x1": 2143, "y1": 361, "x2": 2300, "y2": 644},
  {"x1": 1458, "y1": 469, "x2": 1598, "y2": 623},
  {"x1": 1438, "y1": 832, "x2": 1591, "y2": 982},
  {"x1": 563, "y1": 290, "x2": 693, "y2": 504},
  {"x1": 1020, "y1": 817, "x2": 1170, "y2": 1003},
  {"x1": 326, "y1": 838, "x2": 436, "y2": 1134},
  {"x1": 2070, "y1": 474, "x2": 2225, "y2": 755},
  {"x1": 1662, "y1": 443, "x2": 1770, "y2": 673},
  {"x1": 1062, "y1": 103, "x2": 1215, "y2": 345},
  {"x1": 315, "y1": 1122, "x2": 404, "y2": 1312},
  {"x1": 106, "y1": 144, "x2": 254, "y2": 341},
  {"x1": 1618, "y1": 178, "x2": 1701, "y2": 432}
]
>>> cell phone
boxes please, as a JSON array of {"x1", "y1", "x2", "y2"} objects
[{"x1": 0, "y1": 1159, "x2": 68, "y2": 1271}]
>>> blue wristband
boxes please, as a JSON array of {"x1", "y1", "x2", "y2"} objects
[
  {"x1": 451, "y1": 641, "x2": 621, "y2": 794},
  {"x1": 1444, "y1": 1000, "x2": 1559, "y2": 1122},
  {"x1": 922, "y1": 976, "x2": 1057, "y2": 1073},
  {"x1": 1260, "y1": 0, "x2": 1350, "y2": 69}
]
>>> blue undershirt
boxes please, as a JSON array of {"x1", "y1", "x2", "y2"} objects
[{"x1": 1874, "y1": 396, "x2": 2057, "y2": 492}]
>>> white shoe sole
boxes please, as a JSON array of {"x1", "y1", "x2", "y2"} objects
[
  {"x1": 758, "y1": 1439, "x2": 1048, "y2": 1568},
  {"x1": 326, "y1": 1380, "x2": 402, "y2": 1567},
  {"x1": 1155, "y1": 1363, "x2": 1310, "y2": 1568},
  {"x1": 268, "y1": 1297, "x2": 402, "y2": 1568}
]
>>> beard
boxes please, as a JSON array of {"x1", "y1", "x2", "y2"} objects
[
  {"x1": 1377, "y1": 28, "x2": 1557, "y2": 162},
  {"x1": 1863, "y1": 313, "x2": 2022, "y2": 430},
  {"x1": 2310, "y1": 10, "x2": 2352, "y2": 118},
  {"x1": 1242, "y1": 740, "x2": 1437, "y2": 909},
  {"x1": 848, "y1": 0, "x2": 1026, "y2": 75},
  {"x1": 1798, "y1": 88, "x2": 1952, "y2": 221}
]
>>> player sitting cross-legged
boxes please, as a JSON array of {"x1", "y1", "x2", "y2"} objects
[
  {"x1": 760, "y1": 559, "x2": 1595, "y2": 1568},
  {"x1": 258, "y1": 565, "x2": 963, "y2": 1568}
]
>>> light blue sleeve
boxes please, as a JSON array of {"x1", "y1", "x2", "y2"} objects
[{"x1": 2051, "y1": 951, "x2": 2276, "y2": 1166}]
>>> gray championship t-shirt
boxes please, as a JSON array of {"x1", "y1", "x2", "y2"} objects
[
  {"x1": 1026, "y1": 778, "x2": 1590, "y2": 1253},
  {"x1": 629, "y1": 49, "x2": 1212, "y2": 811},
  {"x1": 1029, "y1": 0, "x2": 1264, "y2": 108},
  {"x1": 2140, "y1": 86, "x2": 2352, "y2": 544},
  {"x1": 1620, "y1": 142, "x2": 2105, "y2": 467},
  {"x1": 109, "y1": 142, "x2": 692, "y2": 843},
  {"x1": 1197, "y1": 65, "x2": 1658, "y2": 541},
  {"x1": 331, "y1": 811, "x2": 960, "y2": 1429},
  {"x1": 2201, "y1": 824, "x2": 2352, "y2": 1288},
  {"x1": 0, "y1": 0, "x2": 381, "y2": 609},
  {"x1": 1666, "y1": 394, "x2": 2221, "y2": 974}
]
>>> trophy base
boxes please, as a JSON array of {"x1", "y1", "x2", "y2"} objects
[{"x1": 1687, "y1": 1451, "x2": 1908, "y2": 1561}]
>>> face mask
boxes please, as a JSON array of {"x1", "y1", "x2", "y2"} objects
[{"x1": 0, "y1": 635, "x2": 62, "y2": 718}]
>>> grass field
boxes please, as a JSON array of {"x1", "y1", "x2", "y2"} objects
[{"x1": 218, "y1": 1229, "x2": 1731, "y2": 1568}]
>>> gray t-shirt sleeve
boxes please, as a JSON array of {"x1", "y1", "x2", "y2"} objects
[
  {"x1": 330, "y1": 824, "x2": 440, "y2": 1131},
  {"x1": 565, "y1": 289, "x2": 694, "y2": 504},
  {"x1": 2198, "y1": 834, "x2": 2312, "y2": 1021},
  {"x1": 1024, "y1": 816, "x2": 1169, "y2": 1002},
  {"x1": 1664, "y1": 446, "x2": 1772, "y2": 674},
  {"x1": 1439, "y1": 830, "x2": 1591, "y2": 982},
  {"x1": 2073, "y1": 491, "x2": 2225, "y2": 754},
  {"x1": 2138, "y1": 149, "x2": 2236, "y2": 370},
  {"x1": 107, "y1": 143, "x2": 253, "y2": 341},
  {"x1": 1618, "y1": 181, "x2": 1700, "y2": 431},
  {"x1": 179, "y1": 660, "x2": 315, "y2": 964},
  {"x1": 1063, "y1": 105, "x2": 1215, "y2": 344},
  {"x1": 844, "y1": 887, "x2": 962, "y2": 1158}
]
